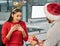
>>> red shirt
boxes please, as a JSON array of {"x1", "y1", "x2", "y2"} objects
[{"x1": 1, "y1": 21, "x2": 28, "y2": 46}]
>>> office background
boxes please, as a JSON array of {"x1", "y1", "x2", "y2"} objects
[
  {"x1": 0, "y1": 0, "x2": 60, "y2": 46},
  {"x1": 0, "y1": 0, "x2": 60, "y2": 22}
]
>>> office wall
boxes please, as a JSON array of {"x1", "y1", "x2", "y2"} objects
[{"x1": 0, "y1": 0, "x2": 60, "y2": 22}]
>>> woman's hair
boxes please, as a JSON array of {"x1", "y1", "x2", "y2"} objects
[{"x1": 7, "y1": 8, "x2": 22, "y2": 22}]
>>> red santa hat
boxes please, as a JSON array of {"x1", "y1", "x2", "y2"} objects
[{"x1": 44, "y1": 2, "x2": 60, "y2": 20}]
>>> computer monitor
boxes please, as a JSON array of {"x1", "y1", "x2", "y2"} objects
[{"x1": 31, "y1": 6, "x2": 46, "y2": 19}]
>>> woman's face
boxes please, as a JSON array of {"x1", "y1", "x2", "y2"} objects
[{"x1": 12, "y1": 12, "x2": 22, "y2": 22}]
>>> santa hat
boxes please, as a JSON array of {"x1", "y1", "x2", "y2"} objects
[{"x1": 44, "y1": 2, "x2": 60, "y2": 21}]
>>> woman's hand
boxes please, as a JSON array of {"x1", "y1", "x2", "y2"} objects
[
  {"x1": 18, "y1": 25, "x2": 24, "y2": 32},
  {"x1": 18, "y1": 24, "x2": 26, "y2": 38},
  {"x1": 10, "y1": 24, "x2": 19, "y2": 32},
  {"x1": 6, "y1": 24, "x2": 19, "y2": 40}
]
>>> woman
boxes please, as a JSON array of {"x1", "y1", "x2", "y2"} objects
[{"x1": 1, "y1": 8, "x2": 28, "y2": 46}]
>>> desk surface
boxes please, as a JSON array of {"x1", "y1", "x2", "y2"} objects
[{"x1": 26, "y1": 22, "x2": 51, "y2": 30}]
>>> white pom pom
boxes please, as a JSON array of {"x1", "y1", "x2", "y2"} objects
[{"x1": 13, "y1": 2, "x2": 19, "y2": 6}]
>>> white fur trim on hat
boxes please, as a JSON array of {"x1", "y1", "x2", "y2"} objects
[{"x1": 44, "y1": 3, "x2": 60, "y2": 21}]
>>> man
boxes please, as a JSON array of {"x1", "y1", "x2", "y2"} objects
[{"x1": 43, "y1": 2, "x2": 60, "y2": 46}]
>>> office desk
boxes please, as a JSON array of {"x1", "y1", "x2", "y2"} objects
[
  {"x1": 26, "y1": 22, "x2": 50, "y2": 29},
  {"x1": 25, "y1": 22, "x2": 51, "y2": 46},
  {"x1": 26, "y1": 22, "x2": 51, "y2": 33}
]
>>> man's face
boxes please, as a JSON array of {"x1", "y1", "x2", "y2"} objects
[{"x1": 46, "y1": 17, "x2": 55, "y2": 23}]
